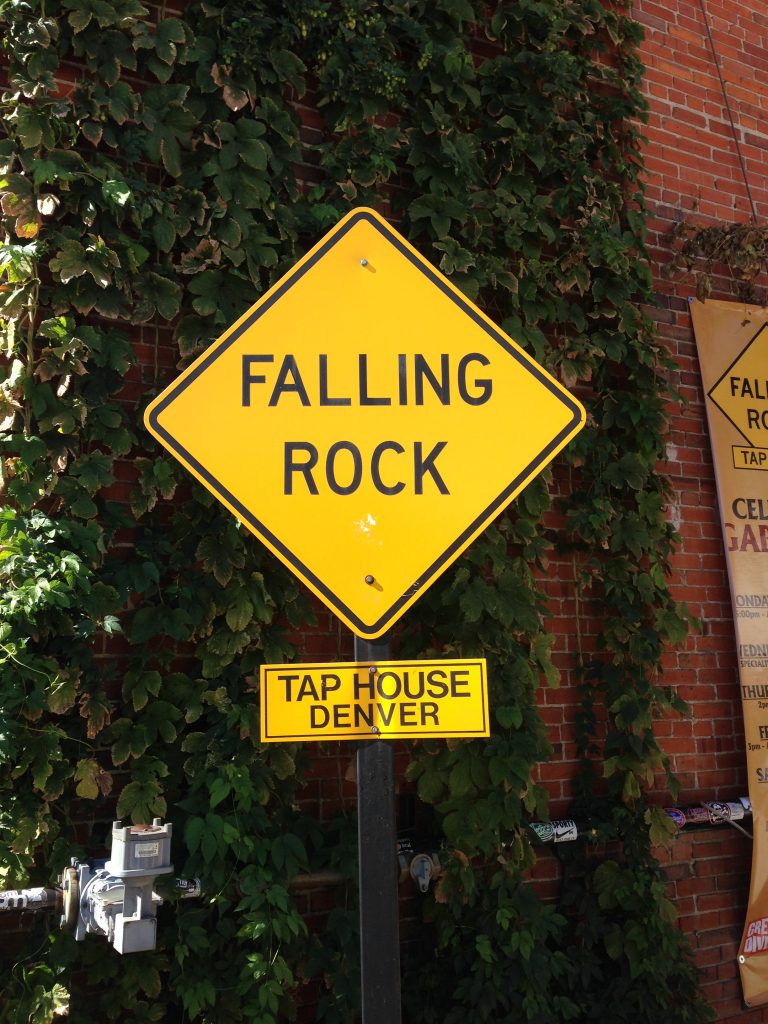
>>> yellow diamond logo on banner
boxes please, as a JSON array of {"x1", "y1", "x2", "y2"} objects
[
  {"x1": 145, "y1": 208, "x2": 585, "y2": 638},
  {"x1": 709, "y1": 323, "x2": 768, "y2": 448}
]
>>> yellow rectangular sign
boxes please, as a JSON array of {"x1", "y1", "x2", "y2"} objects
[
  {"x1": 260, "y1": 659, "x2": 488, "y2": 742},
  {"x1": 734, "y1": 446, "x2": 768, "y2": 471}
]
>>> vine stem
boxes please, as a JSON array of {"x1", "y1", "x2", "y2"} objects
[
  {"x1": 23, "y1": 725, "x2": 93, "y2": 749},
  {"x1": 22, "y1": 273, "x2": 39, "y2": 438},
  {"x1": 569, "y1": 466, "x2": 585, "y2": 674},
  {"x1": 0, "y1": 642, "x2": 51, "y2": 678},
  {"x1": 572, "y1": 551, "x2": 584, "y2": 673}
]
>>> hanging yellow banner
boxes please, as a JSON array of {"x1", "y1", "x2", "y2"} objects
[{"x1": 691, "y1": 298, "x2": 768, "y2": 1007}]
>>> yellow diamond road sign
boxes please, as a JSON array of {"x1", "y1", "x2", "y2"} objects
[
  {"x1": 708, "y1": 322, "x2": 768, "y2": 449},
  {"x1": 145, "y1": 208, "x2": 585, "y2": 638}
]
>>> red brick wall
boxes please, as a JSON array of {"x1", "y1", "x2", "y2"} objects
[
  {"x1": 295, "y1": 5, "x2": 768, "y2": 1019},
  {"x1": 627, "y1": 1, "x2": 766, "y2": 1018}
]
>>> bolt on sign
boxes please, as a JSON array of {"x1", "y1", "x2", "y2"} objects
[
  {"x1": 145, "y1": 208, "x2": 585, "y2": 638},
  {"x1": 260, "y1": 659, "x2": 488, "y2": 742}
]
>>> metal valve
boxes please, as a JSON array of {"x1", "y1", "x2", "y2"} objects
[
  {"x1": 397, "y1": 838, "x2": 441, "y2": 893},
  {"x1": 409, "y1": 852, "x2": 436, "y2": 894}
]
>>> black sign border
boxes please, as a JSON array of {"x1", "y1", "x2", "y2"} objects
[{"x1": 148, "y1": 210, "x2": 583, "y2": 636}]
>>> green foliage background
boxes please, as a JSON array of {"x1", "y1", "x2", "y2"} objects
[{"x1": 0, "y1": 0, "x2": 712, "y2": 1021}]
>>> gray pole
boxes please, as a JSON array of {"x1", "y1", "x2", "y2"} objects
[{"x1": 354, "y1": 634, "x2": 402, "y2": 1024}]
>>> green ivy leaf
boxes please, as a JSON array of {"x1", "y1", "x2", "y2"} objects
[
  {"x1": 46, "y1": 673, "x2": 79, "y2": 714},
  {"x1": 123, "y1": 669, "x2": 162, "y2": 711},
  {"x1": 133, "y1": 272, "x2": 181, "y2": 320},
  {"x1": 269, "y1": 748, "x2": 295, "y2": 781},
  {"x1": 140, "y1": 86, "x2": 196, "y2": 177},
  {"x1": 74, "y1": 758, "x2": 108, "y2": 799},
  {"x1": 417, "y1": 770, "x2": 444, "y2": 804},
  {"x1": 196, "y1": 530, "x2": 245, "y2": 587},
  {"x1": 14, "y1": 106, "x2": 50, "y2": 149},
  {"x1": 130, "y1": 607, "x2": 162, "y2": 643},
  {"x1": 69, "y1": 493, "x2": 98, "y2": 519},
  {"x1": 208, "y1": 776, "x2": 231, "y2": 809},
  {"x1": 495, "y1": 705, "x2": 522, "y2": 729},
  {"x1": 117, "y1": 779, "x2": 166, "y2": 823},
  {"x1": 102, "y1": 180, "x2": 132, "y2": 207},
  {"x1": 105, "y1": 81, "x2": 137, "y2": 124},
  {"x1": 226, "y1": 591, "x2": 253, "y2": 633},
  {"x1": 49, "y1": 238, "x2": 117, "y2": 288},
  {"x1": 184, "y1": 815, "x2": 204, "y2": 855},
  {"x1": 152, "y1": 217, "x2": 176, "y2": 252}
]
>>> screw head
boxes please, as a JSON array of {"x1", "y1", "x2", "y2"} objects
[
  {"x1": 360, "y1": 258, "x2": 368, "y2": 267},
  {"x1": 364, "y1": 574, "x2": 375, "y2": 585}
]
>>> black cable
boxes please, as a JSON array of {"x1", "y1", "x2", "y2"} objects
[{"x1": 697, "y1": 0, "x2": 759, "y2": 223}]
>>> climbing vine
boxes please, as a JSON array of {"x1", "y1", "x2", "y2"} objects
[
  {"x1": 0, "y1": 1, "x2": 711, "y2": 1022},
  {"x1": 670, "y1": 217, "x2": 768, "y2": 302}
]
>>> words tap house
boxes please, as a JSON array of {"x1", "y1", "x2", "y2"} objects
[{"x1": 260, "y1": 661, "x2": 490, "y2": 742}]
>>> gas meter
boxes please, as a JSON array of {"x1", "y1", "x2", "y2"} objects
[{"x1": 61, "y1": 818, "x2": 174, "y2": 954}]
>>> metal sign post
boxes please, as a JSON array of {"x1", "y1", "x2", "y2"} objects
[{"x1": 354, "y1": 634, "x2": 401, "y2": 1024}]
